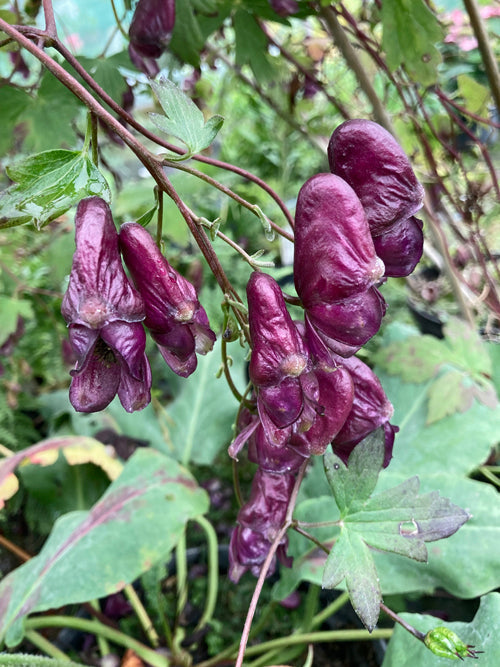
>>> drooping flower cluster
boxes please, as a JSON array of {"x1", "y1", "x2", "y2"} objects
[
  {"x1": 61, "y1": 197, "x2": 214, "y2": 413},
  {"x1": 229, "y1": 119, "x2": 424, "y2": 581}
]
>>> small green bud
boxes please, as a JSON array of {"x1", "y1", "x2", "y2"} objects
[{"x1": 424, "y1": 626, "x2": 482, "y2": 660}]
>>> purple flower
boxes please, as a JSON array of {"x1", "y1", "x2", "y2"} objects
[
  {"x1": 247, "y1": 272, "x2": 320, "y2": 444},
  {"x1": 128, "y1": 0, "x2": 175, "y2": 75},
  {"x1": 289, "y1": 364, "x2": 354, "y2": 456},
  {"x1": 304, "y1": 286, "x2": 387, "y2": 358},
  {"x1": 294, "y1": 173, "x2": 385, "y2": 305},
  {"x1": 119, "y1": 222, "x2": 215, "y2": 378},
  {"x1": 372, "y1": 216, "x2": 424, "y2": 278},
  {"x1": 328, "y1": 119, "x2": 425, "y2": 237},
  {"x1": 269, "y1": 0, "x2": 299, "y2": 17},
  {"x1": 330, "y1": 354, "x2": 397, "y2": 467},
  {"x1": 61, "y1": 198, "x2": 151, "y2": 413},
  {"x1": 229, "y1": 470, "x2": 294, "y2": 582}
]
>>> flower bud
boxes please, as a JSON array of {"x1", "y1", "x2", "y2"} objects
[
  {"x1": 331, "y1": 354, "x2": 396, "y2": 467},
  {"x1": 328, "y1": 119, "x2": 424, "y2": 236},
  {"x1": 294, "y1": 173, "x2": 385, "y2": 305},
  {"x1": 424, "y1": 627, "x2": 482, "y2": 660},
  {"x1": 62, "y1": 198, "x2": 151, "y2": 413},
  {"x1": 119, "y1": 222, "x2": 215, "y2": 377}
]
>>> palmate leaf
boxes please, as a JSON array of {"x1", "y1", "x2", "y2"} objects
[
  {"x1": 150, "y1": 77, "x2": 224, "y2": 157},
  {"x1": 0, "y1": 149, "x2": 110, "y2": 230},
  {"x1": 322, "y1": 431, "x2": 469, "y2": 630},
  {"x1": 381, "y1": 0, "x2": 444, "y2": 86},
  {"x1": 0, "y1": 448, "x2": 209, "y2": 647}
]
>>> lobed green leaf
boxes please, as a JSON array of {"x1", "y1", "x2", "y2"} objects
[{"x1": 0, "y1": 149, "x2": 111, "y2": 230}]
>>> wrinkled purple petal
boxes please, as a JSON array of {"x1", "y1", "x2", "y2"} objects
[
  {"x1": 238, "y1": 470, "x2": 295, "y2": 539},
  {"x1": 373, "y1": 216, "x2": 424, "y2": 277},
  {"x1": 62, "y1": 198, "x2": 145, "y2": 329},
  {"x1": 119, "y1": 223, "x2": 215, "y2": 378},
  {"x1": 229, "y1": 526, "x2": 273, "y2": 583},
  {"x1": 117, "y1": 356, "x2": 152, "y2": 413},
  {"x1": 248, "y1": 424, "x2": 306, "y2": 474},
  {"x1": 69, "y1": 338, "x2": 121, "y2": 413},
  {"x1": 328, "y1": 119, "x2": 424, "y2": 236},
  {"x1": 128, "y1": 0, "x2": 175, "y2": 59},
  {"x1": 247, "y1": 272, "x2": 308, "y2": 387},
  {"x1": 101, "y1": 321, "x2": 149, "y2": 381},
  {"x1": 331, "y1": 354, "x2": 396, "y2": 467},
  {"x1": 294, "y1": 173, "x2": 385, "y2": 305},
  {"x1": 289, "y1": 365, "x2": 354, "y2": 456},
  {"x1": 67, "y1": 325, "x2": 99, "y2": 367},
  {"x1": 258, "y1": 376, "x2": 304, "y2": 429},
  {"x1": 269, "y1": 0, "x2": 299, "y2": 16},
  {"x1": 152, "y1": 325, "x2": 197, "y2": 378},
  {"x1": 305, "y1": 287, "x2": 386, "y2": 357}
]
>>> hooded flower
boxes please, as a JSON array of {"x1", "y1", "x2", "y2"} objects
[
  {"x1": 247, "y1": 272, "x2": 320, "y2": 444},
  {"x1": 128, "y1": 0, "x2": 175, "y2": 76},
  {"x1": 294, "y1": 173, "x2": 385, "y2": 305},
  {"x1": 119, "y1": 222, "x2": 216, "y2": 377},
  {"x1": 328, "y1": 119, "x2": 425, "y2": 237},
  {"x1": 229, "y1": 469, "x2": 294, "y2": 582},
  {"x1": 61, "y1": 197, "x2": 151, "y2": 413},
  {"x1": 330, "y1": 354, "x2": 397, "y2": 467}
]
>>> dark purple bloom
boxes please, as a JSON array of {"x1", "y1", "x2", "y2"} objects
[
  {"x1": 294, "y1": 173, "x2": 385, "y2": 305},
  {"x1": 328, "y1": 119, "x2": 425, "y2": 237},
  {"x1": 304, "y1": 286, "x2": 387, "y2": 358},
  {"x1": 247, "y1": 272, "x2": 320, "y2": 444},
  {"x1": 289, "y1": 364, "x2": 354, "y2": 456},
  {"x1": 128, "y1": 0, "x2": 175, "y2": 75},
  {"x1": 61, "y1": 198, "x2": 151, "y2": 413},
  {"x1": 269, "y1": 0, "x2": 299, "y2": 17},
  {"x1": 247, "y1": 420, "x2": 307, "y2": 474},
  {"x1": 229, "y1": 470, "x2": 294, "y2": 582},
  {"x1": 119, "y1": 222, "x2": 215, "y2": 378},
  {"x1": 372, "y1": 216, "x2": 424, "y2": 278},
  {"x1": 330, "y1": 354, "x2": 397, "y2": 467}
]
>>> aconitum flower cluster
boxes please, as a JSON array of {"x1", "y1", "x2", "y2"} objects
[
  {"x1": 61, "y1": 197, "x2": 214, "y2": 413},
  {"x1": 229, "y1": 119, "x2": 424, "y2": 582}
]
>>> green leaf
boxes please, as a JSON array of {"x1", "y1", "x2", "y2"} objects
[
  {"x1": 0, "y1": 296, "x2": 32, "y2": 347},
  {"x1": 275, "y1": 364, "x2": 500, "y2": 603},
  {"x1": 322, "y1": 436, "x2": 468, "y2": 629},
  {"x1": 169, "y1": 0, "x2": 205, "y2": 67},
  {"x1": 150, "y1": 76, "x2": 224, "y2": 156},
  {"x1": 457, "y1": 74, "x2": 491, "y2": 116},
  {"x1": 373, "y1": 320, "x2": 498, "y2": 422},
  {"x1": 324, "y1": 428, "x2": 385, "y2": 514},
  {"x1": 0, "y1": 87, "x2": 30, "y2": 154},
  {"x1": 381, "y1": 0, "x2": 444, "y2": 86},
  {"x1": 76, "y1": 53, "x2": 130, "y2": 103},
  {"x1": 0, "y1": 149, "x2": 111, "y2": 229},
  {"x1": 382, "y1": 592, "x2": 500, "y2": 667},
  {"x1": 0, "y1": 655, "x2": 86, "y2": 667},
  {"x1": 18, "y1": 71, "x2": 82, "y2": 151},
  {"x1": 233, "y1": 9, "x2": 275, "y2": 83},
  {"x1": 0, "y1": 448, "x2": 209, "y2": 647},
  {"x1": 159, "y1": 339, "x2": 247, "y2": 466}
]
